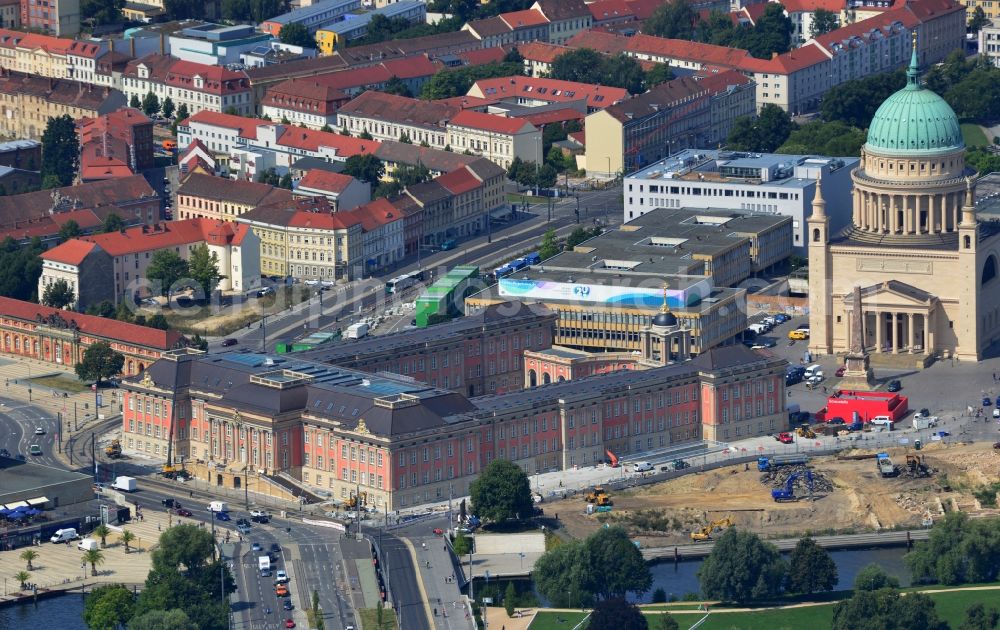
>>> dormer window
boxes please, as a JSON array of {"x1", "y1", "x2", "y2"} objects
[
  {"x1": 194, "y1": 74, "x2": 204, "y2": 89},
  {"x1": 138, "y1": 64, "x2": 149, "y2": 79}
]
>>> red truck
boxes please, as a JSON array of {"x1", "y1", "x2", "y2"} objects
[{"x1": 775, "y1": 432, "x2": 795, "y2": 444}]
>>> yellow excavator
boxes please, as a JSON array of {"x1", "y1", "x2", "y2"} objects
[
  {"x1": 105, "y1": 439, "x2": 122, "y2": 459},
  {"x1": 690, "y1": 517, "x2": 734, "y2": 542},
  {"x1": 584, "y1": 486, "x2": 612, "y2": 506},
  {"x1": 796, "y1": 425, "x2": 816, "y2": 439}
]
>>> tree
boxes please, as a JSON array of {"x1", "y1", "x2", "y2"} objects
[
  {"x1": 20, "y1": 549, "x2": 38, "y2": 570},
  {"x1": 504, "y1": 581, "x2": 516, "y2": 617},
  {"x1": 565, "y1": 226, "x2": 593, "y2": 249},
  {"x1": 960, "y1": 602, "x2": 1000, "y2": 630},
  {"x1": 534, "y1": 540, "x2": 592, "y2": 608},
  {"x1": 160, "y1": 97, "x2": 175, "y2": 120},
  {"x1": 832, "y1": 589, "x2": 948, "y2": 630},
  {"x1": 944, "y1": 66, "x2": 1000, "y2": 121},
  {"x1": 41, "y1": 114, "x2": 79, "y2": 188},
  {"x1": 164, "y1": 0, "x2": 205, "y2": 20},
  {"x1": 786, "y1": 537, "x2": 837, "y2": 594},
  {"x1": 470, "y1": 458, "x2": 533, "y2": 522},
  {"x1": 130, "y1": 94, "x2": 141, "y2": 108},
  {"x1": 727, "y1": 104, "x2": 794, "y2": 153},
  {"x1": 42, "y1": 279, "x2": 75, "y2": 309},
  {"x1": 507, "y1": 156, "x2": 536, "y2": 188},
  {"x1": 129, "y1": 608, "x2": 199, "y2": 630},
  {"x1": 146, "y1": 250, "x2": 190, "y2": 296},
  {"x1": 81, "y1": 0, "x2": 124, "y2": 25},
  {"x1": 603, "y1": 53, "x2": 647, "y2": 95},
  {"x1": 538, "y1": 229, "x2": 560, "y2": 260},
  {"x1": 0, "y1": 237, "x2": 44, "y2": 302},
  {"x1": 142, "y1": 91, "x2": 160, "y2": 118},
  {"x1": 906, "y1": 512, "x2": 1000, "y2": 586},
  {"x1": 549, "y1": 49, "x2": 645, "y2": 93},
  {"x1": 809, "y1": 9, "x2": 838, "y2": 38},
  {"x1": 188, "y1": 243, "x2": 222, "y2": 299},
  {"x1": 343, "y1": 154, "x2": 385, "y2": 185},
  {"x1": 13, "y1": 570, "x2": 29, "y2": 590},
  {"x1": 645, "y1": 0, "x2": 694, "y2": 39},
  {"x1": 399, "y1": 132, "x2": 412, "y2": 144},
  {"x1": 743, "y1": 3, "x2": 793, "y2": 58},
  {"x1": 75, "y1": 341, "x2": 125, "y2": 384},
  {"x1": 150, "y1": 524, "x2": 216, "y2": 575},
  {"x1": 655, "y1": 613, "x2": 679, "y2": 630},
  {"x1": 651, "y1": 588, "x2": 667, "y2": 604},
  {"x1": 645, "y1": 63, "x2": 675, "y2": 88},
  {"x1": 280, "y1": 22, "x2": 315, "y2": 48},
  {"x1": 698, "y1": 528, "x2": 786, "y2": 602},
  {"x1": 383, "y1": 75, "x2": 412, "y2": 98},
  {"x1": 778, "y1": 120, "x2": 867, "y2": 157},
  {"x1": 94, "y1": 523, "x2": 111, "y2": 548},
  {"x1": 82, "y1": 548, "x2": 106, "y2": 576},
  {"x1": 115, "y1": 300, "x2": 134, "y2": 323},
  {"x1": 121, "y1": 529, "x2": 136, "y2": 554},
  {"x1": 970, "y1": 6, "x2": 989, "y2": 33},
  {"x1": 583, "y1": 527, "x2": 652, "y2": 600},
  {"x1": 359, "y1": 130, "x2": 374, "y2": 140},
  {"x1": 452, "y1": 532, "x2": 471, "y2": 556},
  {"x1": 84, "y1": 583, "x2": 135, "y2": 630},
  {"x1": 176, "y1": 103, "x2": 190, "y2": 123},
  {"x1": 503, "y1": 46, "x2": 523, "y2": 64},
  {"x1": 278, "y1": 172, "x2": 293, "y2": 189},
  {"x1": 86, "y1": 300, "x2": 116, "y2": 318},
  {"x1": 854, "y1": 563, "x2": 900, "y2": 591},
  {"x1": 588, "y1": 598, "x2": 647, "y2": 630},
  {"x1": 821, "y1": 70, "x2": 905, "y2": 127},
  {"x1": 102, "y1": 213, "x2": 125, "y2": 233},
  {"x1": 58, "y1": 220, "x2": 82, "y2": 241},
  {"x1": 420, "y1": 61, "x2": 524, "y2": 99}
]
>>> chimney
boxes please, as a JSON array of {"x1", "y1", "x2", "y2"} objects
[
  {"x1": 771, "y1": 52, "x2": 778, "y2": 59},
  {"x1": 130, "y1": 38, "x2": 135, "y2": 58},
  {"x1": 160, "y1": 33, "x2": 165, "y2": 56},
  {"x1": 109, "y1": 39, "x2": 114, "y2": 53}
]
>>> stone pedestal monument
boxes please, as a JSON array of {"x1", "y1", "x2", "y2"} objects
[{"x1": 839, "y1": 285, "x2": 876, "y2": 390}]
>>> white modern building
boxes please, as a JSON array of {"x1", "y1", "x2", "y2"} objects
[
  {"x1": 167, "y1": 23, "x2": 274, "y2": 66},
  {"x1": 624, "y1": 149, "x2": 858, "y2": 253}
]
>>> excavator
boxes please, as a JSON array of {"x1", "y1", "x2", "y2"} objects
[
  {"x1": 772, "y1": 470, "x2": 814, "y2": 502},
  {"x1": 105, "y1": 439, "x2": 122, "y2": 459},
  {"x1": 584, "y1": 486, "x2": 612, "y2": 506},
  {"x1": 690, "y1": 517, "x2": 734, "y2": 542},
  {"x1": 796, "y1": 425, "x2": 816, "y2": 439},
  {"x1": 605, "y1": 449, "x2": 620, "y2": 468}
]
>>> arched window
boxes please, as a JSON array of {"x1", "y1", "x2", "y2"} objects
[
  {"x1": 965, "y1": 235, "x2": 972, "y2": 249},
  {"x1": 813, "y1": 228, "x2": 821, "y2": 242},
  {"x1": 984, "y1": 255, "x2": 998, "y2": 285}
]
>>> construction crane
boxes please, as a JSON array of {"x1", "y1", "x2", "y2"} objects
[
  {"x1": 690, "y1": 517, "x2": 734, "y2": 542},
  {"x1": 771, "y1": 470, "x2": 814, "y2": 502}
]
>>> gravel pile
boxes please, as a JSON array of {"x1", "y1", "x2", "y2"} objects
[{"x1": 759, "y1": 466, "x2": 835, "y2": 493}]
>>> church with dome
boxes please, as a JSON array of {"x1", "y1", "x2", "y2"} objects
[{"x1": 808, "y1": 38, "x2": 1000, "y2": 364}]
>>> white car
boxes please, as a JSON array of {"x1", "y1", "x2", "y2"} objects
[
  {"x1": 275, "y1": 570, "x2": 289, "y2": 583},
  {"x1": 250, "y1": 509, "x2": 268, "y2": 518},
  {"x1": 34, "y1": 427, "x2": 45, "y2": 435}
]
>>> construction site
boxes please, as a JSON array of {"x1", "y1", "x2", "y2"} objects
[{"x1": 550, "y1": 441, "x2": 1000, "y2": 546}]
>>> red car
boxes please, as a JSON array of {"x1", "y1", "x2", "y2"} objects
[
  {"x1": 433, "y1": 528, "x2": 444, "y2": 535},
  {"x1": 285, "y1": 619, "x2": 296, "y2": 628},
  {"x1": 175, "y1": 508, "x2": 193, "y2": 517}
]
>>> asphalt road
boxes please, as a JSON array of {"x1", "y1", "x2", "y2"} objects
[
  {"x1": 379, "y1": 532, "x2": 430, "y2": 630},
  {"x1": 0, "y1": 396, "x2": 64, "y2": 467}
]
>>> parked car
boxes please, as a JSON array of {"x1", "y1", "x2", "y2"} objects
[
  {"x1": 252, "y1": 542, "x2": 262, "y2": 552},
  {"x1": 887, "y1": 379, "x2": 902, "y2": 392},
  {"x1": 284, "y1": 619, "x2": 296, "y2": 628},
  {"x1": 828, "y1": 417, "x2": 846, "y2": 425},
  {"x1": 984, "y1": 396, "x2": 992, "y2": 407}
]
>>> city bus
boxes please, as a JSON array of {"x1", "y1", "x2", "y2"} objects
[{"x1": 385, "y1": 271, "x2": 424, "y2": 294}]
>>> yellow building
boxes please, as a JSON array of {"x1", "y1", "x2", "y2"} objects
[
  {"x1": 0, "y1": 73, "x2": 125, "y2": 140},
  {"x1": 176, "y1": 173, "x2": 293, "y2": 223},
  {"x1": 808, "y1": 46, "x2": 1000, "y2": 364}
]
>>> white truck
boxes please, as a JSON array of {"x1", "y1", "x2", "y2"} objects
[
  {"x1": 913, "y1": 415, "x2": 939, "y2": 430},
  {"x1": 208, "y1": 501, "x2": 229, "y2": 513},
  {"x1": 346, "y1": 322, "x2": 369, "y2": 339},
  {"x1": 112, "y1": 476, "x2": 137, "y2": 492},
  {"x1": 258, "y1": 556, "x2": 271, "y2": 576}
]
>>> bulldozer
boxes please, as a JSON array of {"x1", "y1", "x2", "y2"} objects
[
  {"x1": 690, "y1": 517, "x2": 734, "y2": 542},
  {"x1": 584, "y1": 486, "x2": 612, "y2": 506},
  {"x1": 105, "y1": 439, "x2": 122, "y2": 459},
  {"x1": 796, "y1": 425, "x2": 816, "y2": 439}
]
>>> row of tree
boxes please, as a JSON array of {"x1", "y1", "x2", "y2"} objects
[
  {"x1": 420, "y1": 58, "x2": 525, "y2": 100},
  {"x1": 83, "y1": 524, "x2": 236, "y2": 630},
  {"x1": 128, "y1": 92, "x2": 188, "y2": 122},
  {"x1": 645, "y1": 0, "x2": 796, "y2": 59}
]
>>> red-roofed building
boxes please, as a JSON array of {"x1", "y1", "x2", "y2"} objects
[
  {"x1": 336, "y1": 91, "x2": 458, "y2": 149},
  {"x1": 179, "y1": 139, "x2": 216, "y2": 176},
  {"x1": 588, "y1": 0, "x2": 634, "y2": 26},
  {"x1": 38, "y1": 240, "x2": 114, "y2": 310},
  {"x1": 123, "y1": 54, "x2": 252, "y2": 117},
  {"x1": 625, "y1": 33, "x2": 751, "y2": 71},
  {"x1": 261, "y1": 80, "x2": 350, "y2": 130},
  {"x1": 230, "y1": 124, "x2": 381, "y2": 181},
  {"x1": 295, "y1": 168, "x2": 370, "y2": 210},
  {"x1": 565, "y1": 29, "x2": 631, "y2": 55},
  {"x1": 52, "y1": 218, "x2": 261, "y2": 298},
  {"x1": 519, "y1": 108, "x2": 586, "y2": 127},
  {"x1": 433, "y1": 95, "x2": 498, "y2": 111},
  {"x1": 454, "y1": 46, "x2": 508, "y2": 67},
  {"x1": 516, "y1": 41, "x2": 571, "y2": 76},
  {"x1": 447, "y1": 110, "x2": 541, "y2": 169},
  {"x1": 0, "y1": 296, "x2": 185, "y2": 376},
  {"x1": 467, "y1": 76, "x2": 628, "y2": 112},
  {"x1": 531, "y1": 0, "x2": 592, "y2": 44},
  {"x1": 77, "y1": 107, "x2": 154, "y2": 180}
]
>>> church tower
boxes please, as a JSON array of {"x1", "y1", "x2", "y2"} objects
[
  {"x1": 957, "y1": 177, "x2": 980, "y2": 356},
  {"x1": 807, "y1": 173, "x2": 832, "y2": 355}
]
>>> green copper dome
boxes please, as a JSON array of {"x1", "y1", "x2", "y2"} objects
[{"x1": 864, "y1": 45, "x2": 963, "y2": 156}]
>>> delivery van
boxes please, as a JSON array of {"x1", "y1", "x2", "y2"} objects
[
  {"x1": 50, "y1": 528, "x2": 79, "y2": 543},
  {"x1": 77, "y1": 539, "x2": 99, "y2": 551}
]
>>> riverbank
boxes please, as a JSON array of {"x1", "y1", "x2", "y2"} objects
[{"x1": 522, "y1": 584, "x2": 1000, "y2": 630}]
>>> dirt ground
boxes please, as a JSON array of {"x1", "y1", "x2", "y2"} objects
[{"x1": 551, "y1": 442, "x2": 1000, "y2": 545}]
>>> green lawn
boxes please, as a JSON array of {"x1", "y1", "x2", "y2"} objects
[
  {"x1": 357, "y1": 606, "x2": 398, "y2": 630},
  {"x1": 531, "y1": 587, "x2": 1000, "y2": 630},
  {"x1": 28, "y1": 374, "x2": 89, "y2": 393},
  {"x1": 507, "y1": 192, "x2": 545, "y2": 204},
  {"x1": 961, "y1": 123, "x2": 989, "y2": 148}
]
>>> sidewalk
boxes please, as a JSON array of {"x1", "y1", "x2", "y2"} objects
[
  {"x1": 412, "y1": 534, "x2": 474, "y2": 630},
  {"x1": 0, "y1": 503, "x2": 181, "y2": 599}
]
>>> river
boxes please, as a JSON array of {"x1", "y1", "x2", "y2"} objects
[
  {"x1": 642, "y1": 545, "x2": 912, "y2": 602},
  {"x1": 0, "y1": 593, "x2": 87, "y2": 629}
]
